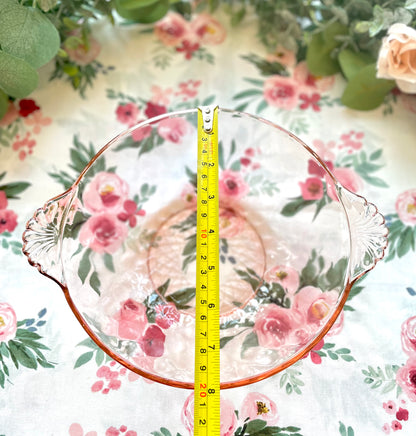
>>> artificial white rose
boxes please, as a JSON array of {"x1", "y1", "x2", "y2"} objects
[{"x1": 377, "y1": 23, "x2": 416, "y2": 93}]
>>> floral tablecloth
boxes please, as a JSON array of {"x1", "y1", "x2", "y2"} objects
[{"x1": 1, "y1": 10, "x2": 416, "y2": 436}]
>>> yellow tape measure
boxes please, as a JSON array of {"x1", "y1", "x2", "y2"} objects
[{"x1": 194, "y1": 105, "x2": 220, "y2": 436}]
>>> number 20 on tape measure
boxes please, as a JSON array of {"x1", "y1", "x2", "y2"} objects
[{"x1": 194, "y1": 105, "x2": 220, "y2": 436}]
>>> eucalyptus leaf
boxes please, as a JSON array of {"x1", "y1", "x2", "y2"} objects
[
  {"x1": 338, "y1": 49, "x2": 374, "y2": 80},
  {"x1": 115, "y1": 0, "x2": 169, "y2": 23},
  {"x1": 341, "y1": 63, "x2": 395, "y2": 110},
  {"x1": 306, "y1": 22, "x2": 348, "y2": 76},
  {"x1": 0, "y1": 50, "x2": 38, "y2": 98},
  {"x1": 0, "y1": 90, "x2": 8, "y2": 120},
  {"x1": 0, "y1": 3, "x2": 60, "y2": 68}
]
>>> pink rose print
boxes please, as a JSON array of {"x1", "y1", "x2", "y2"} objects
[
  {"x1": 0, "y1": 191, "x2": 7, "y2": 210},
  {"x1": 128, "y1": 353, "x2": 155, "y2": 384},
  {"x1": 326, "y1": 310, "x2": 344, "y2": 337},
  {"x1": 117, "y1": 200, "x2": 145, "y2": 228},
  {"x1": 218, "y1": 209, "x2": 245, "y2": 239},
  {"x1": 292, "y1": 286, "x2": 338, "y2": 326},
  {"x1": 151, "y1": 85, "x2": 173, "y2": 107},
  {"x1": 18, "y1": 99, "x2": 40, "y2": 117},
  {"x1": 308, "y1": 159, "x2": 334, "y2": 179},
  {"x1": 155, "y1": 303, "x2": 180, "y2": 329},
  {"x1": 396, "y1": 407, "x2": 409, "y2": 421},
  {"x1": 23, "y1": 110, "x2": 52, "y2": 135},
  {"x1": 395, "y1": 189, "x2": 416, "y2": 226},
  {"x1": 0, "y1": 302, "x2": 17, "y2": 342},
  {"x1": 154, "y1": 13, "x2": 190, "y2": 47},
  {"x1": 254, "y1": 304, "x2": 301, "y2": 349},
  {"x1": 293, "y1": 61, "x2": 335, "y2": 93},
  {"x1": 312, "y1": 139, "x2": 336, "y2": 162},
  {"x1": 176, "y1": 40, "x2": 200, "y2": 59},
  {"x1": 325, "y1": 167, "x2": 364, "y2": 202},
  {"x1": 157, "y1": 117, "x2": 190, "y2": 143},
  {"x1": 401, "y1": 316, "x2": 416, "y2": 356},
  {"x1": 263, "y1": 76, "x2": 299, "y2": 110},
  {"x1": 339, "y1": 131, "x2": 364, "y2": 152},
  {"x1": 299, "y1": 177, "x2": 324, "y2": 200},
  {"x1": 181, "y1": 183, "x2": 197, "y2": 207},
  {"x1": 66, "y1": 35, "x2": 101, "y2": 66},
  {"x1": 116, "y1": 103, "x2": 139, "y2": 125},
  {"x1": 391, "y1": 420, "x2": 402, "y2": 431},
  {"x1": 0, "y1": 191, "x2": 18, "y2": 233},
  {"x1": 303, "y1": 338, "x2": 325, "y2": 364},
  {"x1": 106, "y1": 426, "x2": 137, "y2": 436},
  {"x1": 0, "y1": 209, "x2": 18, "y2": 234},
  {"x1": 139, "y1": 325, "x2": 166, "y2": 357},
  {"x1": 68, "y1": 423, "x2": 98, "y2": 436},
  {"x1": 382, "y1": 423, "x2": 391, "y2": 434},
  {"x1": 175, "y1": 80, "x2": 201, "y2": 101},
  {"x1": 218, "y1": 170, "x2": 249, "y2": 200},
  {"x1": 396, "y1": 355, "x2": 416, "y2": 401},
  {"x1": 82, "y1": 172, "x2": 129, "y2": 214},
  {"x1": 190, "y1": 14, "x2": 226, "y2": 45},
  {"x1": 79, "y1": 213, "x2": 128, "y2": 254},
  {"x1": 383, "y1": 400, "x2": 397, "y2": 415},
  {"x1": 91, "y1": 362, "x2": 128, "y2": 394},
  {"x1": 131, "y1": 122, "x2": 152, "y2": 142},
  {"x1": 114, "y1": 299, "x2": 147, "y2": 341},
  {"x1": 11, "y1": 132, "x2": 36, "y2": 160},
  {"x1": 264, "y1": 265, "x2": 299, "y2": 295},
  {"x1": 240, "y1": 392, "x2": 279, "y2": 425},
  {"x1": 266, "y1": 46, "x2": 296, "y2": 68},
  {"x1": 182, "y1": 392, "x2": 237, "y2": 436},
  {"x1": 299, "y1": 93, "x2": 321, "y2": 111},
  {"x1": 0, "y1": 101, "x2": 19, "y2": 127},
  {"x1": 145, "y1": 101, "x2": 167, "y2": 119}
]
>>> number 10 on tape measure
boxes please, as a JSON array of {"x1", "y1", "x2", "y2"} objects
[{"x1": 194, "y1": 105, "x2": 220, "y2": 436}]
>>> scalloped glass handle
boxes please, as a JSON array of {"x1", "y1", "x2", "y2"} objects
[
  {"x1": 22, "y1": 189, "x2": 76, "y2": 287},
  {"x1": 338, "y1": 188, "x2": 389, "y2": 282}
]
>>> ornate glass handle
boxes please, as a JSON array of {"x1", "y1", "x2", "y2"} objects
[
  {"x1": 339, "y1": 188, "x2": 389, "y2": 282},
  {"x1": 22, "y1": 189, "x2": 76, "y2": 287}
]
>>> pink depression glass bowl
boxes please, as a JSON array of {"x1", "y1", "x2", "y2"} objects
[{"x1": 22, "y1": 108, "x2": 388, "y2": 389}]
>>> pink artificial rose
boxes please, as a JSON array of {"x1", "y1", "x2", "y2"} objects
[
  {"x1": 395, "y1": 356, "x2": 416, "y2": 401},
  {"x1": 131, "y1": 122, "x2": 152, "y2": 142},
  {"x1": 240, "y1": 392, "x2": 279, "y2": 425},
  {"x1": 377, "y1": 23, "x2": 416, "y2": 93},
  {"x1": 190, "y1": 14, "x2": 226, "y2": 45},
  {"x1": 395, "y1": 189, "x2": 416, "y2": 226},
  {"x1": 218, "y1": 170, "x2": 249, "y2": 200},
  {"x1": 82, "y1": 172, "x2": 129, "y2": 214},
  {"x1": 181, "y1": 183, "x2": 197, "y2": 208},
  {"x1": 155, "y1": 303, "x2": 180, "y2": 329},
  {"x1": 157, "y1": 117, "x2": 190, "y2": 143},
  {"x1": 154, "y1": 13, "x2": 190, "y2": 47},
  {"x1": 138, "y1": 325, "x2": 166, "y2": 357},
  {"x1": 293, "y1": 61, "x2": 335, "y2": 93},
  {"x1": 292, "y1": 286, "x2": 338, "y2": 326},
  {"x1": 266, "y1": 46, "x2": 296, "y2": 68},
  {"x1": 181, "y1": 393, "x2": 237, "y2": 436},
  {"x1": 253, "y1": 304, "x2": 301, "y2": 349},
  {"x1": 218, "y1": 209, "x2": 245, "y2": 239},
  {"x1": 263, "y1": 76, "x2": 299, "y2": 110},
  {"x1": 79, "y1": 213, "x2": 128, "y2": 254},
  {"x1": 0, "y1": 302, "x2": 17, "y2": 342},
  {"x1": 383, "y1": 400, "x2": 397, "y2": 415},
  {"x1": 299, "y1": 177, "x2": 324, "y2": 200},
  {"x1": 401, "y1": 316, "x2": 416, "y2": 356},
  {"x1": 325, "y1": 167, "x2": 364, "y2": 202},
  {"x1": 0, "y1": 191, "x2": 7, "y2": 209},
  {"x1": 114, "y1": 299, "x2": 147, "y2": 341},
  {"x1": 0, "y1": 101, "x2": 19, "y2": 126},
  {"x1": 264, "y1": 265, "x2": 299, "y2": 295},
  {"x1": 66, "y1": 35, "x2": 101, "y2": 66},
  {"x1": 0, "y1": 209, "x2": 18, "y2": 233},
  {"x1": 116, "y1": 103, "x2": 139, "y2": 125}
]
